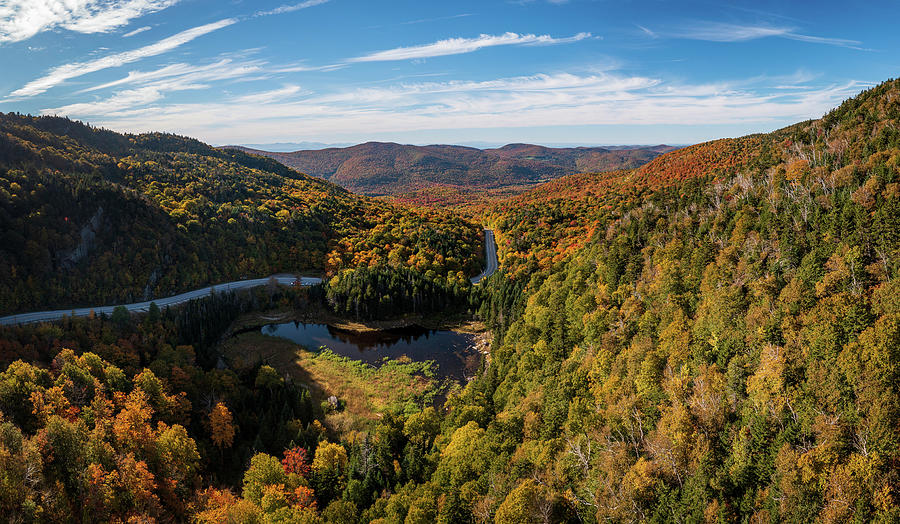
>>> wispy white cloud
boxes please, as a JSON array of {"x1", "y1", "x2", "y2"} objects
[
  {"x1": 231, "y1": 85, "x2": 302, "y2": 104},
  {"x1": 315, "y1": 73, "x2": 657, "y2": 104},
  {"x1": 47, "y1": 68, "x2": 867, "y2": 145},
  {"x1": 44, "y1": 87, "x2": 169, "y2": 115},
  {"x1": 348, "y1": 31, "x2": 592, "y2": 62},
  {"x1": 254, "y1": 0, "x2": 329, "y2": 17},
  {"x1": 8, "y1": 18, "x2": 237, "y2": 98},
  {"x1": 44, "y1": 55, "x2": 311, "y2": 114},
  {"x1": 670, "y1": 22, "x2": 864, "y2": 49},
  {"x1": 123, "y1": 25, "x2": 152, "y2": 37},
  {"x1": 368, "y1": 13, "x2": 472, "y2": 30},
  {"x1": 78, "y1": 57, "x2": 266, "y2": 93},
  {"x1": 678, "y1": 23, "x2": 787, "y2": 42},
  {"x1": 742, "y1": 69, "x2": 820, "y2": 90},
  {"x1": 636, "y1": 25, "x2": 657, "y2": 38},
  {"x1": 781, "y1": 32, "x2": 862, "y2": 48},
  {"x1": 272, "y1": 62, "x2": 346, "y2": 73},
  {"x1": 0, "y1": 0, "x2": 179, "y2": 43},
  {"x1": 399, "y1": 13, "x2": 472, "y2": 26}
]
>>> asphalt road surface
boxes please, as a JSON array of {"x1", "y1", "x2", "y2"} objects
[
  {"x1": 471, "y1": 228, "x2": 498, "y2": 284},
  {"x1": 2, "y1": 230, "x2": 499, "y2": 325},
  {"x1": 0, "y1": 275, "x2": 323, "y2": 326}
]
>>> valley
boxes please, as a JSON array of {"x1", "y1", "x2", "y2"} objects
[
  {"x1": 0, "y1": 275, "x2": 320, "y2": 325},
  {"x1": 0, "y1": 228, "x2": 498, "y2": 325},
  {"x1": 1, "y1": 78, "x2": 899, "y2": 523}
]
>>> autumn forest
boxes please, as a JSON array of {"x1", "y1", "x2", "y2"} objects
[{"x1": 1, "y1": 76, "x2": 900, "y2": 524}]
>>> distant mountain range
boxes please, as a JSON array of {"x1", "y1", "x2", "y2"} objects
[
  {"x1": 223, "y1": 142, "x2": 678, "y2": 197},
  {"x1": 231, "y1": 141, "x2": 354, "y2": 151}
]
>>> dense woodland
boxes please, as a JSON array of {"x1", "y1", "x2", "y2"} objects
[
  {"x1": 0, "y1": 113, "x2": 482, "y2": 315},
  {"x1": 0, "y1": 80, "x2": 899, "y2": 522},
  {"x1": 326, "y1": 266, "x2": 474, "y2": 321},
  {"x1": 425, "y1": 78, "x2": 900, "y2": 522}
]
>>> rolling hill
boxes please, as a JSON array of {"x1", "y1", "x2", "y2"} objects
[
  {"x1": 0, "y1": 78, "x2": 899, "y2": 523},
  {"x1": 455, "y1": 78, "x2": 900, "y2": 522},
  {"x1": 225, "y1": 141, "x2": 676, "y2": 199},
  {"x1": 0, "y1": 113, "x2": 483, "y2": 315}
]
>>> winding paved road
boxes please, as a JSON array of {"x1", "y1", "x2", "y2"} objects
[
  {"x1": 1, "y1": 230, "x2": 499, "y2": 326},
  {"x1": 471, "y1": 228, "x2": 498, "y2": 284},
  {"x1": 0, "y1": 275, "x2": 323, "y2": 326}
]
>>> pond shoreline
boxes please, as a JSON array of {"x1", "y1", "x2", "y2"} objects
[
  {"x1": 219, "y1": 307, "x2": 493, "y2": 432},
  {"x1": 228, "y1": 306, "x2": 487, "y2": 336},
  {"x1": 223, "y1": 306, "x2": 493, "y2": 384}
]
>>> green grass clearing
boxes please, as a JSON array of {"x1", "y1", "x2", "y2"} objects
[{"x1": 221, "y1": 331, "x2": 451, "y2": 433}]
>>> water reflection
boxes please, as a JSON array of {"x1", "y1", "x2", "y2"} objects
[{"x1": 260, "y1": 322, "x2": 479, "y2": 382}]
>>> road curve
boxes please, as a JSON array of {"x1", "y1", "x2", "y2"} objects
[
  {"x1": 471, "y1": 228, "x2": 499, "y2": 284},
  {"x1": 0, "y1": 275, "x2": 323, "y2": 326},
  {"x1": 3, "y1": 230, "x2": 498, "y2": 325}
]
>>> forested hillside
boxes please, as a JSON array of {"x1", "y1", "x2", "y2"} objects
[
  {"x1": 416, "y1": 78, "x2": 900, "y2": 522},
  {"x1": 228, "y1": 142, "x2": 674, "y2": 201},
  {"x1": 0, "y1": 79, "x2": 899, "y2": 523},
  {"x1": 480, "y1": 135, "x2": 773, "y2": 278},
  {"x1": 0, "y1": 287, "x2": 331, "y2": 521},
  {"x1": 0, "y1": 114, "x2": 482, "y2": 315}
]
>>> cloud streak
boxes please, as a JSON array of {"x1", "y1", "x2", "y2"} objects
[
  {"x1": 0, "y1": 0, "x2": 179, "y2": 43},
  {"x1": 77, "y1": 57, "x2": 266, "y2": 93},
  {"x1": 254, "y1": 0, "x2": 330, "y2": 17},
  {"x1": 123, "y1": 25, "x2": 152, "y2": 37},
  {"x1": 43, "y1": 55, "x2": 312, "y2": 115},
  {"x1": 231, "y1": 85, "x2": 303, "y2": 104},
  {"x1": 670, "y1": 22, "x2": 863, "y2": 49},
  {"x1": 43, "y1": 68, "x2": 867, "y2": 146},
  {"x1": 8, "y1": 18, "x2": 237, "y2": 98},
  {"x1": 349, "y1": 31, "x2": 591, "y2": 62},
  {"x1": 398, "y1": 13, "x2": 472, "y2": 26}
]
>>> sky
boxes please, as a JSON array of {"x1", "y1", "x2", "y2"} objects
[{"x1": 0, "y1": 0, "x2": 897, "y2": 148}]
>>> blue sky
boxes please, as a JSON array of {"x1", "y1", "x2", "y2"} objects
[{"x1": 0, "y1": 0, "x2": 897, "y2": 147}]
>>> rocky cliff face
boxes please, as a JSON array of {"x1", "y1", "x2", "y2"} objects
[{"x1": 58, "y1": 206, "x2": 104, "y2": 269}]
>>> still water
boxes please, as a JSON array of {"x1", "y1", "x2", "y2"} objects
[{"x1": 261, "y1": 322, "x2": 480, "y2": 382}]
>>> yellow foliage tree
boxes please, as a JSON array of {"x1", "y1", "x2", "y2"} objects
[{"x1": 210, "y1": 402, "x2": 235, "y2": 449}]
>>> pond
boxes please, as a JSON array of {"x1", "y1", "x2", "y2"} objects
[{"x1": 259, "y1": 322, "x2": 481, "y2": 382}]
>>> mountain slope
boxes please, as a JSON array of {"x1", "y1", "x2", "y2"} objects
[
  {"x1": 0, "y1": 114, "x2": 482, "y2": 315},
  {"x1": 226, "y1": 141, "x2": 675, "y2": 198},
  {"x1": 0, "y1": 79, "x2": 899, "y2": 523},
  {"x1": 424, "y1": 78, "x2": 900, "y2": 522}
]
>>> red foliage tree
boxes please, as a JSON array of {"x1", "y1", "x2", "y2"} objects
[{"x1": 281, "y1": 446, "x2": 311, "y2": 478}]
